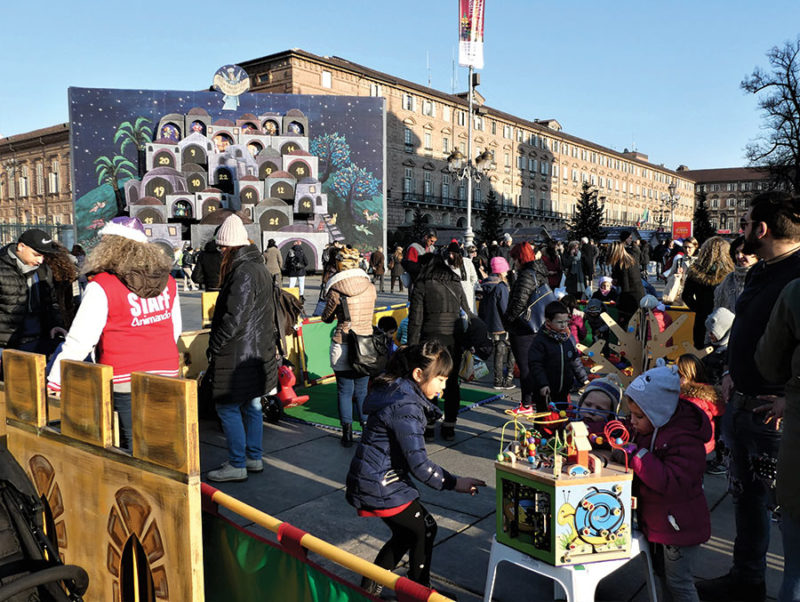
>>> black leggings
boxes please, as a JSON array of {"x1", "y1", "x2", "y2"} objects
[{"x1": 367, "y1": 499, "x2": 438, "y2": 587}]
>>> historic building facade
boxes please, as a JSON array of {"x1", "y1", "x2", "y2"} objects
[
  {"x1": 678, "y1": 167, "x2": 772, "y2": 233},
  {"x1": 0, "y1": 49, "x2": 696, "y2": 238},
  {"x1": 241, "y1": 49, "x2": 695, "y2": 233},
  {"x1": 0, "y1": 124, "x2": 73, "y2": 226}
]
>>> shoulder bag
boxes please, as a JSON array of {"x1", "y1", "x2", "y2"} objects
[
  {"x1": 520, "y1": 269, "x2": 557, "y2": 332},
  {"x1": 341, "y1": 297, "x2": 388, "y2": 377}
]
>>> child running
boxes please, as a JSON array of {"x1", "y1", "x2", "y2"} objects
[
  {"x1": 345, "y1": 341, "x2": 486, "y2": 595},
  {"x1": 623, "y1": 363, "x2": 711, "y2": 602}
]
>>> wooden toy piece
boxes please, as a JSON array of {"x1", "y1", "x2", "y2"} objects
[
  {"x1": 587, "y1": 453, "x2": 603, "y2": 475},
  {"x1": 577, "y1": 339, "x2": 630, "y2": 386},
  {"x1": 553, "y1": 454, "x2": 563, "y2": 477},
  {"x1": 678, "y1": 340, "x2": 713, "y2": 360},
  {"x1": 646, "y1": 311, "x2": 688, "y2": 362},
  {"x1": 566, "y1": 422, "x2": 592, "y2": 468}
]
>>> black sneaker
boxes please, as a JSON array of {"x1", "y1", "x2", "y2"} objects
[
  {"x1": 440, "y1": 424, "x2": 455, "y2": 441},
  {"x1": 696, "y1": 572, "x2": 765, "y2": 602},
  {"x1": 424, "y1": 424, "x2": 436, "y2": 442},
  {"x1": 705, "y1": 460, "x2": 726, "y2": 476}
]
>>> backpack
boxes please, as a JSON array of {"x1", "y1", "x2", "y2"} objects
[{"x1": 0, "y1": 447, "x2": 89, "y2": 600}]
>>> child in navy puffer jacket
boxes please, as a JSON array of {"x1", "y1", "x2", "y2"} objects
[
  {"x1": 345, "y1": 341, "x2": 485, "y2": 595},
  {"x1": 479, "y1": 256, "x2": 515, "y2": 389},
  {"x1": 623, "y1": 364, "x2": 712, "y2": 602}
]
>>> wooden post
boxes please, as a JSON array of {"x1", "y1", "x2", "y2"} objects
[
  {"x1": 3, "y1": 350, "x2": 46, "y2": 427},
  {"x1": 60, "y1": 360, "x2": 114, "y2": 448}
]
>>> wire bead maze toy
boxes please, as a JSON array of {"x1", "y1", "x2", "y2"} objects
[
  {"x1": 498, "y1": 402, "x2": 571, "y2": 470},
  {"x1": 604, "y1": 420, "x2": 631, "y2": 472}
]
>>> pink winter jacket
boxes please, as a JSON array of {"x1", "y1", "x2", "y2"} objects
[{"x1": 629, "y1": 399, "x2": 712, "y2": 547}]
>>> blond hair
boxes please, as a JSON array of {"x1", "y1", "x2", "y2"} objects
[
  {"x1": 687, "y1": 236, "x2": 734, "y2": 285},
  {"x1": 608, "y1": 241, "x2": 635, "y2": 269}
]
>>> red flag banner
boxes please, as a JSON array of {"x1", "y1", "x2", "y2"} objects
[{"x1": 458, "y1": 0, "x2": 485, "y2": 69}]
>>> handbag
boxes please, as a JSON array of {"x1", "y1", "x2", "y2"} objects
[
  {"x1": 443, "y1": 285, "x2": 492, "y2": 359},
  {"x1": 521, "y1": 271, "x2": 557, "y2": 331},
  {"x1": 341, "y1": 297, "x2": 388, "y2": 377}
]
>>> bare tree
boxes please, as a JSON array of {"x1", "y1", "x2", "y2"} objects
[{"x1": 742, "y1": 38, "x2": 800, "y2": 192}]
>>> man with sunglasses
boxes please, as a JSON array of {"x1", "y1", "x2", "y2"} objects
[{"x1": 698, "y1": 191, "x2": 800, "y2": 602}]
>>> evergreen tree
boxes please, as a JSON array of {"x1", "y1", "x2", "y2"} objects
[
  {"x1": 568, "y1": 182, "x2": 605, "y2": 241},
  {"x1": 477, "y1": 189, "x2": 504, "y2": 245},
  {"x1": 409, "y1": 207, "x2": 429, "y2": 244},
  {"x1": 692, "y1": 190, "x2": 716, "y2": 244}
]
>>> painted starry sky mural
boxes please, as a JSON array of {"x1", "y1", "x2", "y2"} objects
[{"x1": 68, "y1": 87, "x2": 385, "y2": 248}]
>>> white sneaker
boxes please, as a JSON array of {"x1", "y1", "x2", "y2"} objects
[
  {"x1": 245, "y1": 458, "x2": 263, "y2": 473},
  {"x1": 208, "y1": 462, "x2": 247, "y2": 482}
]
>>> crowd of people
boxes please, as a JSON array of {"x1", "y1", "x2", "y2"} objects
[{"x1": 0, "y1": 190, "x2": 797, "y2": 600}]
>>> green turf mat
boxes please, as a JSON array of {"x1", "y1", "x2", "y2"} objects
[{"x1": 283, "y1": 382, "x2": 501, "y2": 431}]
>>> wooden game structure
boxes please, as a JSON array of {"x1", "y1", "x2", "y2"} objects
[
  {"x1": 578, "y1": 306, "x2": 712, "y2": 389},
  {"x1": 1, "y1": 350, "x2": 203, "y2": 601}
]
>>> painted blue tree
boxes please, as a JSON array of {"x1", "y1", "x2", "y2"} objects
[
  {"x1": 310, "y1": 133, "x2": 351, "y2": 183},
  {"x1": 330, "y1": 164, "x2": 380, "y2": 223}
]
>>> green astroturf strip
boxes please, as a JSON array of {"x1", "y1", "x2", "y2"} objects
[{"x1": 283, "y1": 382, "x2": 502, "y2": 431}]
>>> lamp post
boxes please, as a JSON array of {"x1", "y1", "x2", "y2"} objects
[
  {"x1": 666, "y1": 181, "x2": 680, "y2": 237},
  {"x1": 445, "y1": 67, "x2": 494, "y2": 246},
  {"x1": 446, "y1": 145, "x2": 494, "y2": 246}
]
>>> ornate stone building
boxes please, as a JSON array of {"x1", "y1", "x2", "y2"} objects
[
  {"x1": 241, "y1": 49, "x2": 695, "y2": 233},
  {"x1": 678, "y1": 167, "x2": 772, "y2": 233},
  {"x1": 0, "y1": 124, "x2": 73, "y2": 226}
]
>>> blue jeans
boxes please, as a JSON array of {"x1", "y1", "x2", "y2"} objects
[
  {"x1": 656, "y1": 543, "x2": 700, "y2": 602},
  {"x1": 215, "y1": 397, "x2": 263, "y2": 468},
  {"x1": 780, "y1": 513, "x2": 800, "y2": 602},
  {"x1": 114, "y1": 392, "x2": 133, "y2": 452},
  {"x1": 334, "y1": 372, "x2": 368, "y2": 426},
  {"x1": 722, "y1": 400, "x2": 782, "y2": 583}
]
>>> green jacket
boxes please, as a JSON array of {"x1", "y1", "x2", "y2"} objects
[{"x1": 755, "y1": 278, "x2": 800, "y2": 521}]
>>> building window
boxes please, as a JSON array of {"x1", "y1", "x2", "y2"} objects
[
  {"x1": 457, "y1": 111, "x2": 466, "y2": 126},
  {"x1": 540, "y1": 161, "x2": 549, "y2": 175},
  {"x1": 424, "y1": 131, "x2": 432, "y2": 150},
  {"x1": 321, "y1": 70, "x2": 332, "y2": 88},
  {"x1": 728, "y1": 197, "x2": 736, "y2": 208},
  {"x1": 369, "y1": 82, "x2": 382, "y2": 97},
  {"x1": 36, "y1": 163, "x2": 44, "y2": 195},
  {"x1": 458, "y1": 183, "x2": 466, "y2": 200},
  {"x1": 402, "y1": 94, "x2": 416, "y2": 111},
  {"x1": 727, "y1": 183, "x2": 736, "y2": 192},
  {"x1": 518, "y1": 156, "x2": 525, "y2": 170},
  {"x1": 711, "y1": 197, "x2": 719, "y2": 208},
  {"x1": 423, "y1": 172, "x2": 432, "y2": 199},
  {"x1": 459, "y1": 141, "x2": 466, "y2": 153},
  {"x1": 422, "y1": 100, "x2": 435, "y2": 117},
  {"x1": 552, "y1": 140, "x2": 559, "y2": 154},
  {"x1": 19, "y1": 165, "x2": 29, "y2": 197},
  {"x1": 503, "y1": 125, "x2": 512, "y2": 139},
  {"x1": 491, "y1": 121, "x2": 496, "y2": 135},
  {"x1": 552, "y1": 165, "x2": 559, "y2": 178},
  {"x1": 404, "y1": 127, "x2": 413, "y2": 153},
  {"x1": 572, "y1": 169, "x2": 578, "y2": 182},
  {"x1": 517, "y1": 129, "x2": 524, "y2": 142},
  {"x1": 442, "y1": 137, "x2": 450, "y2": 154},
  {"x1": 403, "y1": 167, "x2": 413, "y2": 193},
  {"x1": 442, "y1": 106, "x2": 450, "y2": 122},
  {"x1": 504, "y1": 153, "x2": 511, "y2": 168},
  {"x1": 442, "y1": 180, "x2": 450, "y2": 200},
  {"x1": 474, "y1": 115, "x2": 483, "y2": 131},
  {"x1": 711, "y1": 183, "x2": 720, "y2": 192},
  {"x1": 474, "y1": 187, "x2": 482, "y2": 203},
  {"x1": 529, "y1": 158, "x2": 536, "y2": 172}
]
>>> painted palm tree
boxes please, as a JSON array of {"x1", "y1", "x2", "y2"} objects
[
  {"x1": 114, "y1": 117, "x2": 153, "y2": 177},
  {"x1": 95, "y1": 155, "x2": 136, "y2": 216}
]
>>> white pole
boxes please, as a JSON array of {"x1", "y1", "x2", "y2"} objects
[{"x1": 465, "y1": 65, "x2": 474, "y2": 246}]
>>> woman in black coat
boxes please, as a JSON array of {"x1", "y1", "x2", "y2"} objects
[
  {"x1": 503, "y1": 242, "x2": 552, "y2": 411},
  {"x1": 407, "y1": 247, "x2": 469, "y2": 441},
  {"x1": 207, "y1": 215, "x2": 278, "y2": 482},
  {"x1": 608, "y1": 241, "x2": 645, "y2": 328},
  {"x1": 682, "y1": 236, "x2": 733, "y2": 349}
]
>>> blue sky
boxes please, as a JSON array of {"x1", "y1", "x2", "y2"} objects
[{"x1": 2, "y1": 0, "x2": 799, "y2": 171}]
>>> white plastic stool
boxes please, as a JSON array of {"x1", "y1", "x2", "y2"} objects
[{"x1": 483, "y1": 532, "x2": 657, "y2": 602}]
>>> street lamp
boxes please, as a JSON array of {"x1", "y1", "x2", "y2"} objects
[
  {"x1": 446, "y1": 147, "x2": 495, "y2": 244},
  {"x1": 666, "y1": 181, "x2": 680, "y2": 237},
  {"x1": 444, "y1": 68, "x2": 495, "y2": 246}
]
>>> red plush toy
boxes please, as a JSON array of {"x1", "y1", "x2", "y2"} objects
[{"x1": 276, "y1": 364, "x2": 309, "y2": 408}]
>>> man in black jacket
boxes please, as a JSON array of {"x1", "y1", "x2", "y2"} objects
[
  {"x1": 191, "y1": 240, "x2": 222, "y2": 291},
  {"x1": 697, "y1": 192, "x2": 800, "y2": 602},
  {"x1": 0, "y1": 229, "x2": 66, "y2": 358}
]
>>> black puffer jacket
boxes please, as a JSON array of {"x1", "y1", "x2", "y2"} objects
[
  {"x1": 503, "y1": 260, "x2": 550, "y2": 335},
  {"x1": 191, "y1": 240, "x2": 222, "y2": 290},
  {"x1": 0, "y1": 244, "x2": 62, "y2": 349},
  {"x1": 208, "y1": 245, "x2": 277, "y2": 404},
  {"x1": 407, "y1": 255, "x2": 469, "y2": 347},
  {"x1": 529, "y1": 327, "x2": 588, "y2": 398},
  {"x1": 346, "y1": 377, "x2": 455, "y2": 511}
]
